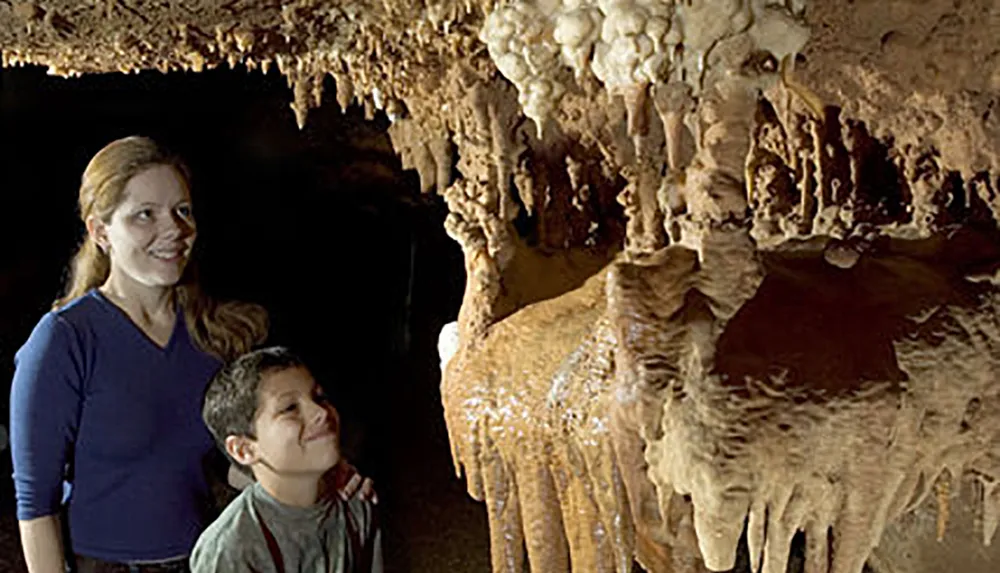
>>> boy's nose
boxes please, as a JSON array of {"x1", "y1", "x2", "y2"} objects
[{"x1": 307, "y1": 401, "x2": 330, "y2": 426}]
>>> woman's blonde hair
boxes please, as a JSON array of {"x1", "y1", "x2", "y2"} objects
[{"x1": 55, "y1": 135, "x2": 268, "y2": 361}]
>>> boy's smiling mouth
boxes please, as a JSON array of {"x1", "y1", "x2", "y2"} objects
[{"x1": 304, "y1": 426, "x2": 335, "y2": 442}]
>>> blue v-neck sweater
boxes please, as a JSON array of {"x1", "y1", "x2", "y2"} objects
[{"x1": 10, "y1": 289, "x2": 221, "y2": 562}]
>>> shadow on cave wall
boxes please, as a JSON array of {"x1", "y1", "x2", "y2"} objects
[{"x1": 0, "y1": 65, "x2": 488, "y2": 572}]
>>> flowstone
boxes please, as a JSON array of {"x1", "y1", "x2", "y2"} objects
[{"x1": 3, "y1": 1, "x2": 999, "y2": 571}]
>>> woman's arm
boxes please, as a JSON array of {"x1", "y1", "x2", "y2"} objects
[
  {"x1": 10, "y1": 313, "x2": 87, "y2": 572},
  {"x1": 18, "y1": 516, "x2": 67, "y2": 573}
]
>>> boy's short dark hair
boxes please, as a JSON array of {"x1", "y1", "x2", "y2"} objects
[{"x1": 202, "y1": 346, "x2": 307, "y2": 469}]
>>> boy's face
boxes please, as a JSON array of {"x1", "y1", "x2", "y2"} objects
[{"x1": 236, "y1": 366, "x2": 341, "y2": 476}]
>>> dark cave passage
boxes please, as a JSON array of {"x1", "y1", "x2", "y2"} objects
[{"x1": 0, "y1": 65, "x2": 488, "y2": 573}]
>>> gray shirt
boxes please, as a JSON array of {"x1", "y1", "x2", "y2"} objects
[{"x1": 190, "y1": 482, "x2": 383, "y2": 573}]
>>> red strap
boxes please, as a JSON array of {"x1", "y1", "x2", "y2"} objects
[{"x1": 253, "y1": 507, "x2": 286, "y2": 573}]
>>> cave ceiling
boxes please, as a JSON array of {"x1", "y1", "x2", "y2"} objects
[{"x1": 4, "y1": 2, "x2": 1000, "y2": 573}]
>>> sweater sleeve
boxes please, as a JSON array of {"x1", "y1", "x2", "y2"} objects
[{"x1": 9, "y1": 313, "x2": 87, "y2": 521}]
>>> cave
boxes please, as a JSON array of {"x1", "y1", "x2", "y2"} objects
[
  {"x1": 3, "y1": 1, "x2": 1000, "y2": 573},
  {"x1": 0, "y1": 65, "x2": 490, "y2": 571}
]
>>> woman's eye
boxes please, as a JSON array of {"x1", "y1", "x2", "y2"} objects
[{"x1": 281, "y1": 403, "x2": 298, "y2": 414}]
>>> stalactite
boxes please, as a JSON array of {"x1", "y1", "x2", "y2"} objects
[
  {"x1": 4, "y1": 1, "x2": 1000, "y2": 572},
  {"x1": 937, "y1": 472, "x2": 952, "y2": 542}
]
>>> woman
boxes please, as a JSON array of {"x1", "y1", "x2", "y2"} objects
[{"x1": 10, "y1": 136, "x2": 371, "y2": 573}]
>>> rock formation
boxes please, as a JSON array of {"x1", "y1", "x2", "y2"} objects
[{"x1": 3, "y1": 1, "x2": 999, "y2": 572}]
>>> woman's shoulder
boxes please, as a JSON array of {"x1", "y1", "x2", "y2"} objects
[
  {"x1": 51, "y1": 289, "x2": 105, "y2": 323},
  {"x1": 21, "y1": 291, "x2": 105, "y2": 352}
]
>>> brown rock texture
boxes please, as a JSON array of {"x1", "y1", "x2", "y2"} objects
[{"x1": 4, "y1": 1, "x2": 1000, "y2": 572}]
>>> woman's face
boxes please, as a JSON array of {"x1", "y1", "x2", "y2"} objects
[{"x1": 92, "y1": 164, "x2": 197, "y2": 289}]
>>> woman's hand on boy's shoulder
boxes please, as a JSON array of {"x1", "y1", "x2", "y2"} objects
[{"x1": 331, "y1": 460, "x2": 378, "y2": 504}]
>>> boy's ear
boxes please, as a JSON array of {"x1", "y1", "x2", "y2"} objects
[{"x1": 224, "y1": 435, "x2": 259, "y2": 466}]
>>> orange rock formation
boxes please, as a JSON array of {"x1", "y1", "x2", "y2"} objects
[{"x1": 3, "y1": 1, "x2": 999, "y2": 571}]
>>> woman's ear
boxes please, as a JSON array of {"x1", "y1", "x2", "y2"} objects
[
  {"x1": 224, "y1": 435, "x2": 259, "y2": 466},
  {"x1": 85, "y1": 215, "x2": 109, "y2": 253}
]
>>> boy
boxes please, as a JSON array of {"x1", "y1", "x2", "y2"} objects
[{"x1": 192, "y1": 346, "x2": 382, "y2": 572}]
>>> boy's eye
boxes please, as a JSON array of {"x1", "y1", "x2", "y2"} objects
[
  {"x1": 176, "y1": 205, "x2": 192, "y2": 218},
  {"x1": 136, "y1": 209, "x2": 154, "y2": 221}
]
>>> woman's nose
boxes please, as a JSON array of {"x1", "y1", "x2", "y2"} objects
[{"x1": 163, "y1": 212, "x2": 195, "y2": 237}]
